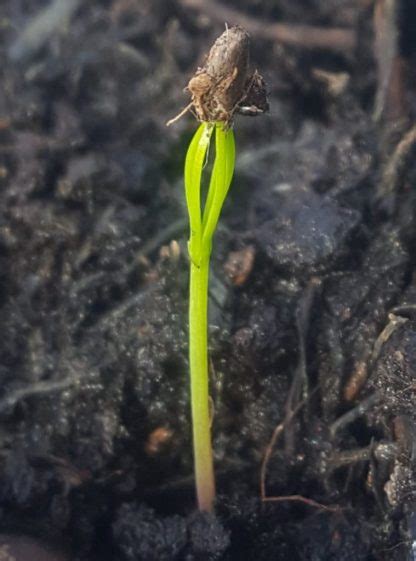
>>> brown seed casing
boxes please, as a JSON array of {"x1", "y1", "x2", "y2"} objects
[
  {"x1": 204, "y1": 26, "x2": 249, "y2": 79},
  {"x1": 238, "y1": 70, "x2": 269, "y2": 116},
  {"x1": 185, "y1": 26, "x2": 268, "y2": 124},
  {"x1": 187, "y1": 26, "x2": 249, "y2": 123}
]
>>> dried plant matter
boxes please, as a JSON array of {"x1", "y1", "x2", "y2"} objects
[{"x1": 168, "y1": 26, "x2": 268, "y2": 126}]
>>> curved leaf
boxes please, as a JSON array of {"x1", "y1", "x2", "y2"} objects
[
  {"x1": 184, "y1": 123, "x2": 214, "y2": 240},
  {"x1": 202, "y1": 124, "x2": 235, "y2": 248}
]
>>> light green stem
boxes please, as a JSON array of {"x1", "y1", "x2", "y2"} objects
[
  {"x1": 185, "y1": 122, "x2": 235, "y2": 512},
  {"x1": 189, "y1": 255, "x2": 215, "y2": 512}
]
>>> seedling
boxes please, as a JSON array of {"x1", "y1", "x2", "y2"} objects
[
  {"x1": 184, "y1": 121, "x2": 234, "y2": 512},
  {"x1": 168, "y1": 25, "x2": 267, "y2": 512}
]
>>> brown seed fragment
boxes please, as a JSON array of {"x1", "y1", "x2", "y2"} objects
[
  {"x1": 343, "y1": 361, "x2": 368, "y2": 402},
  {"x1": 167, "y1": 25, "x2": 268, "y2": 126},
  {"x1": 224, "y1": 245, "x2": 255, "y2": 286},
  {"x1": 237, "y1": 70, "x2": 269, "y2": 116},
  {"x1": 145, "y1": 426, "x2": 174, "y2": 455}
]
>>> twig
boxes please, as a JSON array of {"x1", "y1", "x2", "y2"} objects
[
  {"x1": 373, "y1": 0, "x2": 400, "y2": 121},
  {"x1": 166, "y1": 102, "x2": 193, "y2": 127},
  {"x1": 262, "y1": 494, "x2": 341, "y2": 513},
  {"x1": 379, "y1": 125, "x2": 416, "y2": 198},
  {"x1": 329, "y1": 392, "x2": 380, "y2": 438},
  {"x1": 260, "y1": 398, "x2": 307, "y2": 500},
  {"x1": 260, "y1": 419, "x2": 286, "y2": 500},
  {"x1": 260, "y1": 392, "x2": 334, "y2": 512},
  {"x1": 0, "y1": 378, "x2": 77, "y2": 414},
  {"x1": 9, "y1": 0, "x2": 81, "y2": 61},
  {"x1": 344, "y1": 313, "x2": 408, "y2": 401},
  {"x1": 179, "y1": 0, "x2": 356, "y2": 53},
  {"x1": 284, "y1": 277, "x2": 321, "y2": 454},
  {"x1": 328, "y1": 441, "x2": 398, "y2": 469},
  {"x1": 370, "y1": 313, "x2": 408, "y2": 366}
]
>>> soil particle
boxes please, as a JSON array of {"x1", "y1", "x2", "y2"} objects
[
  {"x1": 186, "y1": 511, "x2": 230, "y2": 560},
  {"x1": 255, "y1": 187, "x2": 361, "y2": 275},
  {"x1": 316, "y1": 226, "x2": 409, "y2": 412},
  {"x1": 113, "y1": 504, "x2": 188, "y2": 561},
  {"x1": 296, "y1": 515, "x2": 371, "y2": 561},
  {"x1": 384, "y1": 455, "x2": 415, "y2": 508},
  {"x1": 113, "y1": 504, "x2": 229, "y2": 561},
  {"x1": 372, "y1": 320, "x2": 416, "y2": 419}
]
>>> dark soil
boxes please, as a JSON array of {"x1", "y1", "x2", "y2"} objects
[{"x1": 1, "y1": 1, "x2": 416, "y2": 560}]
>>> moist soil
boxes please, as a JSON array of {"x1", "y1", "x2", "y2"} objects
[{"x1": 1, "y1": 1, "x2": 416, "y2": 560}]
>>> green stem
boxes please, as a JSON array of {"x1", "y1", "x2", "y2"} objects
[
  {"x1": 184, "y1": 122, "x2": 235, "y2": 513},
  {"x1": 189, "y1": 255, "x2": 215, "y2": 512}
]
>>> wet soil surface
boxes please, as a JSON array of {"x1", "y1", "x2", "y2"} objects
[{"x1": 1, "y1": 1, "x2": 416, "y2": 560}]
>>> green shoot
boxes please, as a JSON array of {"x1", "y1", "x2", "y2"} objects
[{"x1": 184, "y1": 122, "x2": 235, "y2": 512}]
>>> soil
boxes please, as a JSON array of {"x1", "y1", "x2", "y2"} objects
[{"x1": 1, "y1": 1, "x2": 416, "y2": 560}]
